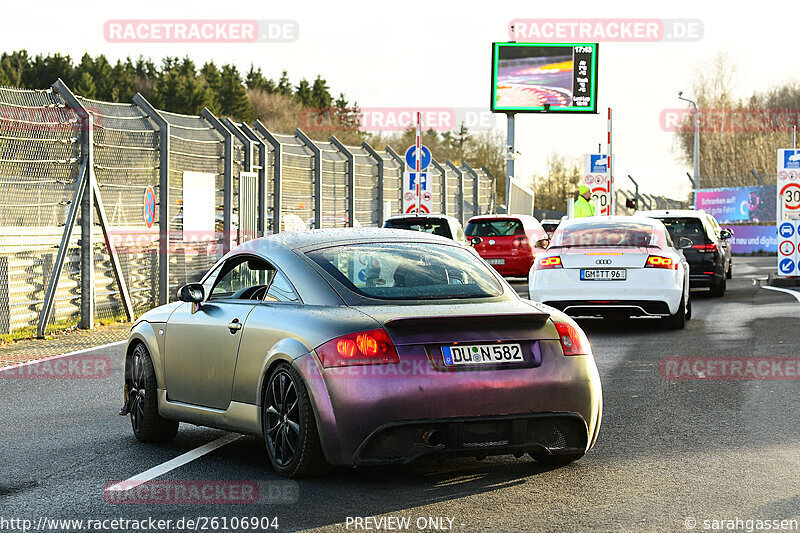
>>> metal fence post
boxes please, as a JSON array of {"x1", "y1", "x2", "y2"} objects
[
  {"x1": 329, "y1": 136, "x2": 355, "y2": 228},
  {"x1": 80, "y1": 112, "x2": 95, "y2": 329},
  {"x1": 254, "y1": 121, "x2": 282, "y2": 234},
  {"x1": 463, "y1": 162, "x2": 480, "y2": 216},
  {"x1": 385, "y1": 146, "x2": 405, "y2": 217},
  {"x1": 294, "y1": 128, "x2": 322, "y2": 229},
  {"x1": 222, "y1": 118, "x2": 253, "y2": 173},
  {"x1": 240, "y1": 123, "x2": 267, "y2": 236},
  {"x1": 446, "y1": 161, "x2": 464, "y2": 226},
  {"x1": 133, "y1": 93, "x2": 170, "y2": 305},
  {"x1": 361, "y1": 141, "x2": 385, "y2": 226},
  {"x1": 481, "y1": 165, "x2": 496, "y2": 214},
  {"x1": 53, "y1": 80, "x2": 137, "y2": 328},
  {"x1": 431, "y1": 159, "x2": 447, "y2": 216},
  {"x1": 201, "y1": 108, "x2": 233, "y2": 253},
  {"x1": 36, "y1": 158, "x2": 87, "y2": 338}
]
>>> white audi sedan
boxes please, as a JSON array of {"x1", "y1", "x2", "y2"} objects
[{"x1": 528, "y1": 216, "x2": 691, "y2": 329}]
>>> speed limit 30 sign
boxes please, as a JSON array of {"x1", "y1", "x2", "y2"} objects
[{"x1": 778, "y1": 149, "x2": 800, "y2": 221}]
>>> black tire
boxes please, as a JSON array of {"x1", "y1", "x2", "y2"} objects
[
  {"x1": 710, "y1": 275, "x2": 726, "y2": 297},
  {"x1": 530, "y1": 452, "x2": 584, "y2": 466},
  {"x1": 262, "y1": 362, "x2": 328, "y2": 478},
  {"x1": 663, "y1": 294, "x2": 687, "y2": 329},
  {"x1": 686, "y1": 293, "x2": 692, "y2": 321},
  {"x1": 726, "y1": 261, "x2": 733, "y2": 280},
  {"x1": 128, "y1": 343, "x2": 179, "y2": 443}
]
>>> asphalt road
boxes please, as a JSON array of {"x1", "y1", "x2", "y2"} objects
[{"x1": 1, "y1": 257, "x2": 799, "y2": 533}]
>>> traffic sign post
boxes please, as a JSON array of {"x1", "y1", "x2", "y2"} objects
[
  {"x1": 404, "y1": 114, "x2": 432, "y2": 215},
  {"x1": 583, "y1": 154, "x2": 610, "y2": 215},
  {"x1": 777, "y1": 150, "x2": 800, "y2": 276}
]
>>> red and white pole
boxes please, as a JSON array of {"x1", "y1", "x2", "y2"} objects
[
  {"x1": 607, "y1": 107, "x2": 613, "y2": 216},
  {"x1": 416, "y1": 112, "x2": 422, "y2": 214}
]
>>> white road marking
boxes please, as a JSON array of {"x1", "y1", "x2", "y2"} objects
[
  {"x1": 0, "y1": 340, "x2": 127, "y2": 371},
  {"x1": 105, "y1": 433, "x2": 243, "y2": 492},
  {"x1": 763, "y1": 285, "x2": 800, "y2": 303}
]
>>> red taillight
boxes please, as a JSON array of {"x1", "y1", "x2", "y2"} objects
[
  {"x1": 691, "y1": 243, "x2": 717, "y2": 252},
  {"x1": 645, "y1": 255, "x2": 678, "y2": 270},
  {"x1": 552, "y1": 320, "x2": 589, "y2": 356},
  {"x1": 512, "y1": 237, "x2": 530, "y2": 250},
  {"x1": 537, "y1": 256, "x2": 562, "y2": 269},
  {"x1": 317, "y1": 328, "x2": 399, "y2": 367}
]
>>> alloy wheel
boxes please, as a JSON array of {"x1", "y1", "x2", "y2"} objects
[
  {"x1": 129, "y1": 345, "x2": 147, "y2": 434},
  {"x1": 264, "y1": 370, "x2": 300, "y2": 467}
]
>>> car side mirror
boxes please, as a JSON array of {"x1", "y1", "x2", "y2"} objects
[
  {"x1": 470, "y1": 237, "x2": 483, "y2": 246},
  {"x1": 678, "y1": 237, "x2": 694, "y2": 249},
  {"x1": 720, "y1": 229, "x2": 732, "y2": 239},
  {"x1": 534, "y1": 238, "x2": 550, "y2": 249},
  {"x1": 178, "y1": 283, "x2": 204, "y2": 313}
]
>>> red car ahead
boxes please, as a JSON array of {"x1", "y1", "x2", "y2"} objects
[{"x1": 466, "y1": 215, "x2": 548, "y2": 277}]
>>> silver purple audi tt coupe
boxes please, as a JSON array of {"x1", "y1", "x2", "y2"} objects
[{"x1": 123, "y1": 228, "x2": 602, "y2": 477}]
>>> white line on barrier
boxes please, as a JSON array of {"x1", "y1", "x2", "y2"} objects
[
  {"x1": 105, "y1": 434, "x2": 243, "y2": 491},
  {"x1": 0, "y1": 340, "x2": 127, "y2": 371},
  {"x1": 763, "y1": 285, "x2": 800, "y2": 303}
]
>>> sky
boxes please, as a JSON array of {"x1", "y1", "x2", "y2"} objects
[{"x1": 3, "y1": 0, "x2": 797, "y2": 199}]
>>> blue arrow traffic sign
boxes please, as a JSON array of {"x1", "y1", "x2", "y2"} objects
[
  {"x1": 779, "y1": 258, "x2": 796, "y2": 275},
  {"x1": 405, "y1": 145, "x2": 431, "y2": 170}
]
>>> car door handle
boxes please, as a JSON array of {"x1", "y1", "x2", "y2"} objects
[{"x1": 228, "y1": 319, "x2": 243, "y2": 333}]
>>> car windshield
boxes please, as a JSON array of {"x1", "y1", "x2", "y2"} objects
[
  {"x1": 306, "y1": 242, "x2": 503, "y2": 300},
  {"x1": 384, "y1": 218, "x2": 452, "y2": 239},
  {"x1": 654, "y1": 217, "x2": 708, "y2": 245},
  {"x1": 551, "y1": 219, "x2": 663, "y2": 248},
  {"x1": 465, "y1": 219, "x2": 524, "y2": 237}
]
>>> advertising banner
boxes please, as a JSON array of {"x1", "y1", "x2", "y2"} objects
[
  {"x1": 695, "y1": 186, "x2": 776, "y2": 224},
  {"x1": 726, "y1": 225, "x2": 778, "y2": 254}
]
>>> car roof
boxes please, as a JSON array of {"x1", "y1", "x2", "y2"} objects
[
  {"x1": 468, "y1": 214, "x2": 538, "y2": 222},
  {"x1": 559, "y1": 215, "x2": 663, "y2": 227},
  {"x1": 233, "y1": 227, "x2": 455, "y2": 254},
  {"x1": 637, "y1": 209, "x2": 707, "y2": 219},
  {"x1": 384, "y1": 213, "x2": 460, "y2": 223}
]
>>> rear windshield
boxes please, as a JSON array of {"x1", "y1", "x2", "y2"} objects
[
  {"x1": 551, "y1": 219, "x2": 663, "y2": 248},
  {"x1": 654, "y1": 217, "x2": 708, "y2": 245},
  {"x1": 305, "y1": 242, "x2": 503, "y2": 301},
  {"x1": 465, "y1": 219, "x2": 524, "y2": 237},
  {"x1": 384, "y1": 218, "x2": 452, "y2": 239}
]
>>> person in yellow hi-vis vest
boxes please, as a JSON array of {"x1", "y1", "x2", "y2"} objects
[{"x1": 574, "y1": 184, "x2": 595, "y2": 217}]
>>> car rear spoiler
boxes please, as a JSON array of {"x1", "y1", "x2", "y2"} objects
[{"x1": 384, "y1": 312, "x2": 550, "y2": 329}]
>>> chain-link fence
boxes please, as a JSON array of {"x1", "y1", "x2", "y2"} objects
[{"x1": 0, "y1": 80, "x2": 497, "y2": 337}]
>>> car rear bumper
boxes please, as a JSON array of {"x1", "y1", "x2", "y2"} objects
[
  {"x1": 542, "y1": 299, "x2": 671, "y2": 317},
  {"x1": 353, "y1": 412, "x2": 588, "y2": 465},
  {"x1": 689, "y1": 274, "x2": 716, "y2": 287},
  {"x1": 530, "y1": 268, "x2": 684, "y2": 315},
  {"x1": 480, "y1": 254, "x2": 534, "y2": 276},
  {"x1": 295, "y1": 340, "x2": 602, "y2": 466}
]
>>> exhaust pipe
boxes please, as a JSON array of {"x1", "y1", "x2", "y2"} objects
[{"x1": 422, "y1": 429, "x2": 442, "y2": 447}]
